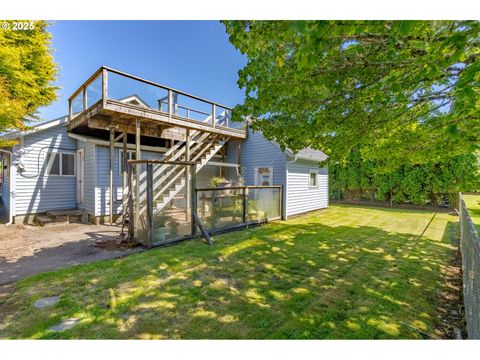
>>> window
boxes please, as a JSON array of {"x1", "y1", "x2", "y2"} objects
[
  {"x1": 255, "y1": 167, "x2": 273, "y2": 186},
  {"x1": 45, "y1": 153, "x2": 75, "y2": 176},
  {"x1": 309, "y1": 170, "x2": 318, "y2": 187},
  {"x1": 119, "y1": 150, "x2": 136, "y2": 175}
]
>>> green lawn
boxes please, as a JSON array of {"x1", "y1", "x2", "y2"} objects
[
  {"x1": 0, "y1": 204, "x2": 459, "y2": 339},
  {"x1": 463, "y1": 194, "x2": 480, "y2": 232}
]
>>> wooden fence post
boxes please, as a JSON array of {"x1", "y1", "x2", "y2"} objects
[{"x1": 191, "y1": 164, "x2": 197, "y2": 236}]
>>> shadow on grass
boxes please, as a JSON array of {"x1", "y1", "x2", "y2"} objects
[{"x1": 0, "y1": 217, "x2": 459, "y2": 340}]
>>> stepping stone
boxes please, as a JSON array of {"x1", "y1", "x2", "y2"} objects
[
  {"x1": 34, "y1": 296, "x2": 60, "y2": 309},
  {"x1": 49, "y1": 318, "x2": 80, "y2": 332}
]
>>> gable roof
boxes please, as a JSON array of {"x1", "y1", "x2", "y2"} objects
[
  {"x1": 118, "y1": 94, "x2": 151, "y2": 108},
  {"x1": 285, "y1": 147, "x2": 328, "y2": 162},
  {"x1": 0, "y1": 116, "x2": 68, "y2": 141}
]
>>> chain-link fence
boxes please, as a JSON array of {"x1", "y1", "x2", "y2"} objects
[{"x1": 459, "y1": 194, "x2": 480, "y2": 339}]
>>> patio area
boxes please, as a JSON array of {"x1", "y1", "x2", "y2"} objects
[{"x1": 0, "y1": 222, "x2": 140, "y2": 285}]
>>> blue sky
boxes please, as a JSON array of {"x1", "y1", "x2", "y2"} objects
[{"x1": 39, "y1": 21, "x2": 247, "y2": 120}]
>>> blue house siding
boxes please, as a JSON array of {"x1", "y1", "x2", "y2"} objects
[
  {"x1": 239, "y1": 128, "x2": 287, "y2": 187},
  {"x1": 235, "y1": 128, "x2": 287, "y2": 218},
  {"x1": 286, "y1": 160, "x2": 328, "y2": 217},
  {"x1": 14, "y1": 122, "x2": 77, "y2": 215},
  {"x1": 76, "y1": 140, "x2": 96, "y2": 215},
  {"x1": 1, "y1": 154, "x2": 11, "y2": 214}
]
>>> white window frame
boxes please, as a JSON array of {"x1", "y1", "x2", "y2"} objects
[
  {"x1": 254, "y1": 166, "x2": 273, "y2": 186},
  {"x1": 45, "y1": 152, "x2": 76, "y2": 177},
  {"x1": 118, "y1": 149, "x2": 136, "y2": 176},
  {"x1": 309, "y1": 169, "x2": 318, "y2": 188}
]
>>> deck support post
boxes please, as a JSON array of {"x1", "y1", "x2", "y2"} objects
[
  {"x1": 122, "y1": 132, "x2": 127, "y2": 222},
  {"x1": 146, "y1": 163, "x2": 154, "y2": 248},
  {"x1": 109, "y1": 126, "x2": 115, "y2": 225},
  {"x1": 185, "y1": 128, "x2": 191, "y2": 221},
  {"x1": 190, "y1": 164, "x2": 197, "y2": 236},
  {"x1": 135, "y1": 118, "x2": 141, "y2": 236},
  {"x1": 127, "y1": 164, "x2": 134, "y2": 239}
]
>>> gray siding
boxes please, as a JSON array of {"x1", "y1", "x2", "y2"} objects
[
  {"x1": 286, "y1": 160, "x2": 328, "y2": 217},
  {"x1": 236, "y1": 128, "x2": 287, "y2": 218},
  {"x1": 76, "y1": 140, "x2": 96, "y2": 215},
  {"x1": 238, "y1": 128, "x2": 287, "y2": 187},
  {"x1": 1, "y1": 154, "x2": 11, "y2": 213},
  {"x1": 14, "y1": 123, "x2": 77, "y2": 215}
]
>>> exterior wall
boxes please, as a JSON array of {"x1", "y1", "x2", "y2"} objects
[
  {"x1": 13, "y1": 121, "x2": 77, "y2": 215},
  {"x1": 238, "y1": 128, "x2": 287, "y2": 187},
  {"x1": 76, "y1": 140, "x2": 96, "y2": 215},
  {"x1": 236, "y1": 127, "x2": 287, "y2": 218},
  {"x1": 1, "y1": 153, "x2": 11, "y2": 214},
  {"x1": 286, "y1": 159, "x2": 328, "y2": 217}
]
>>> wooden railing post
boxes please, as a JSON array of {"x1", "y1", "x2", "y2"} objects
[
  {"x1": 82, "y1": 87, "x2": 87, "y2": 111},
  {"x1": 212, "y1": 104, "x2": 216, "y2": 127},
  {"x1": 102, "y1": 67, "x2": 108, "y2": 107},
  {"x1": 168, "y1": 89, "x2": 173, "y2": 118},
  {"x1": 243, "y1": 186, "x2": 248, "y2": 227},
  {"x1": 68, "y1": 99, "x2": 73, "y2": 121}
]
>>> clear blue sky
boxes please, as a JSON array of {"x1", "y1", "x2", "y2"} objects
[{"x1": 39, "y1": 21, "x2": 247, "y2": 121}]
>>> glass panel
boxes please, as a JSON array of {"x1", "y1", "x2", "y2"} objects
[
  {"x1": 62, "y1": 154, "x2": 75, "y2": 175},
  {"x1": 133, "y1": 163, "x2": 191, "y2": 246},
  {"x1": 71, "y1": 92, "x2": 83, "y2": 116},
  {"x1": 107, "y1": 71, "x2": 169, "y2": 110},
  {"x1": 86, "y1": 73, "x2": 102, "y2": 108},
  {"x1": 46, "y1": 153, "x2": 60, "y2": 175},
  {"x1": 150, "y1": 163, "x2": 191, "y2": 245},
  {"x1": 197, "y1": 188, "x2": 244, "y2": 232},
  {"x1": 173, "y1": 92, "x2": 212, "y2": 122},
  {"x1": 248, "y1": 188, "x2": 281, "y2": 222}
]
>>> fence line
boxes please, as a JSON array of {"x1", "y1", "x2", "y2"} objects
[{"x1": 459, "y1": 193, "x2": 480, "y2": 339}]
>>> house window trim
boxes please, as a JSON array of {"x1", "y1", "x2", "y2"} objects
[
  {"x1": 309, "y1": 169, "x2": 319, "y2": 188},
  {"x1": 254, "y1": 166, "x2": 273, "y2": 186},
  {"x1": 45, "y1": 152, "x2": 76, "y2": 177}
]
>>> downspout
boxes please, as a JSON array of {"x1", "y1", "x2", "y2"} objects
[{"x1": 0, "y1": 149, "x2": 14, "y2": 225}]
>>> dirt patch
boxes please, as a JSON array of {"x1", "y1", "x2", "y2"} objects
[
  {"x1": 0, "y1": 223, "x2": 141, "y2": 285},
  {"x1": 433, "y1": 227, "x2": 467, "y2": 339}
]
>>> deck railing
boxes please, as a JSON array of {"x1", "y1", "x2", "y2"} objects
[
  {"x1": 68, "y1": 66, "x2": 245, "y2": 131},
  {"x1": 196, "y1": 185, "x2": 283, "y2": 233}
]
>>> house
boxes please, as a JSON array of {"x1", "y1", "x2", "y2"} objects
[{"x1": 0, "y1": 67, "x2": 328, "y2": 230}]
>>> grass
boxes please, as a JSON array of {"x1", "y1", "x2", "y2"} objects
[
  {"x1": 0, "y1": 204, "x2": 459, "y2": 339},
  {"x1": 462, "y1": 194, "x2": 480, "y2": 232}
]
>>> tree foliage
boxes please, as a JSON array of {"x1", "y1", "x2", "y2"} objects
[
  {"x1": 330, "y1": 149, "x2": 480, "y2": 206},
  {"x1": 223, "y1": 20, "x2": 480, "y2": 168},
  {"x1": 0, "y1": 20, "x2": 57, "y2": 138}
]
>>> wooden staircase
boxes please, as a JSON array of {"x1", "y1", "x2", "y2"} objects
[{"x1": 136, "y1": 131, "x2": 229, "y2": 217}]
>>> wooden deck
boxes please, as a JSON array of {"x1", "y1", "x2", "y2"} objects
[{"x1": 66, "y1": 66, "x2": 247, "y2": 140}]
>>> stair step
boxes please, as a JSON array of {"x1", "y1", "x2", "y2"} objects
[{"x1": 36, "y1": 215, "x2": 69, "y2": 227}]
